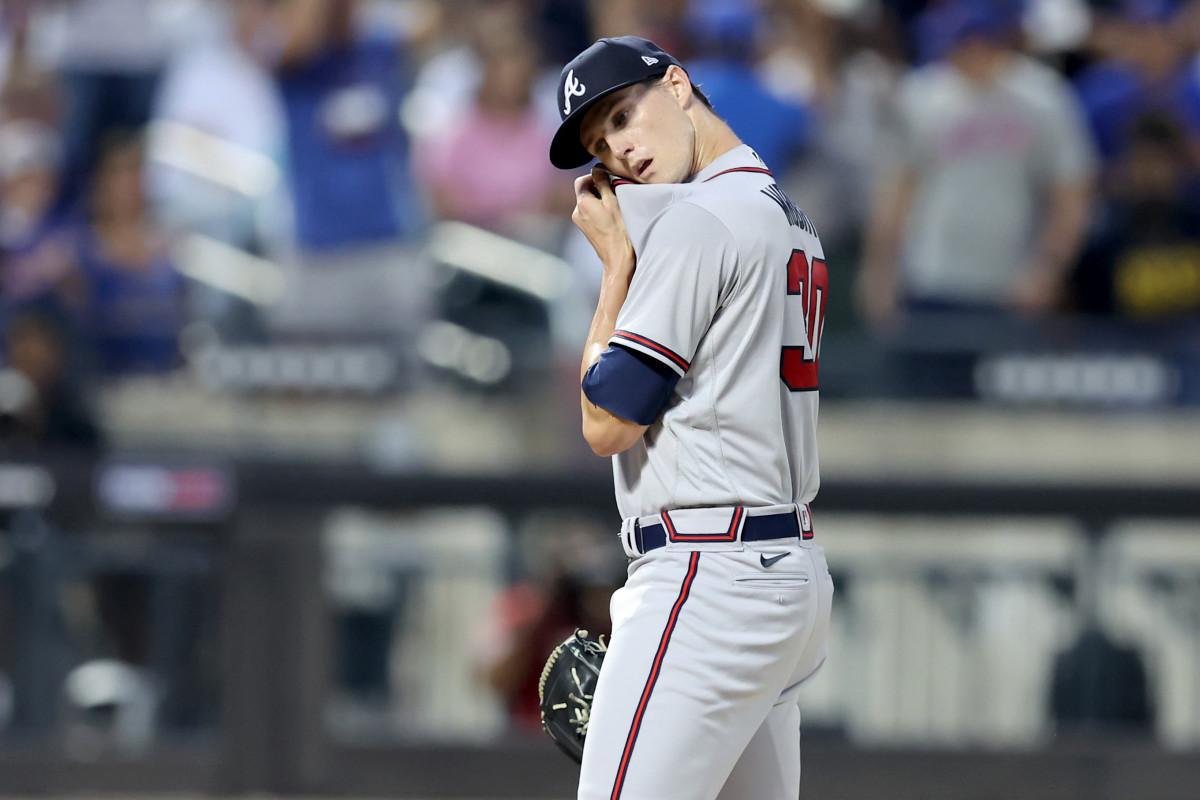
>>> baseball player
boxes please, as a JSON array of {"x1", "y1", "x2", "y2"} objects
[{"x1": 550, "y1": 36, "x2": 835, "y2": 800}]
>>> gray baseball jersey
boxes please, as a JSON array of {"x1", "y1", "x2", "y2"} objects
[
  {"x1": 575, "y1": 143, "x2": 834, "y2": 800},
  {"x1": 598, "y1": 144, "x2": 826, "y2": 520}
]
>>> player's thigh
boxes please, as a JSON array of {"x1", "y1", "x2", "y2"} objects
[
  {"x1": 578, "y1": 548, "x2": 821, "y2": 800},
  {"x1": 792, "y1": 544, "x2": 835, "y2": 682},
  {"x1": 716, "y1": 700, "x2": 801, "y2": 800}
]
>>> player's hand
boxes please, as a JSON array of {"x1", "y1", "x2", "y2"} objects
[{"x1": 572, "y1": 166, "x2": 635, "y2": 280}]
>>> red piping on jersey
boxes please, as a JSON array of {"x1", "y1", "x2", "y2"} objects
[
  {"x1": 611, "y1": 177, "x2": 635, "y2": 188},
  {"x1": 610, "y1": 551, "x2": 701, "y2": 800},
  {"x1": 703, "y1": 166, "x2": 773, "y2": 181},
  {"x1": 663, "y1": 506, "x2": 744, "y2": 542},
  {"x1": 611, "y1": 331, "x2": 690, "y2": 371}
]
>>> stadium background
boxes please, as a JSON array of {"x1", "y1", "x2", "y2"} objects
[{"x1": 1, "y1": 0, "x2": 1199, "y2": 798}]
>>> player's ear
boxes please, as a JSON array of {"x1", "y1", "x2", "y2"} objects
[{"x1": 663, "y1": 65, "x2": 693, "y2": 108}]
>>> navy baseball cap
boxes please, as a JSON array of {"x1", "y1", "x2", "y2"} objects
[{"x1": 549, "y1": 36, "x2": 683, "y2": 170}]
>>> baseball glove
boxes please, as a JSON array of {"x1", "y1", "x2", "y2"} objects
[{"x1": 538, "y1": 629, "x2": 607, "y2": 763}]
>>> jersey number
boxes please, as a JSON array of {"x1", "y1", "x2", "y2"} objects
[{"x1": 781, "y1": 249, "x2": 827, "y2": 392}]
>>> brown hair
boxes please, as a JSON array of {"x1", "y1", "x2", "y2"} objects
[{"x1": 639, "y1": 74, "x2": 713, "y2": 111}]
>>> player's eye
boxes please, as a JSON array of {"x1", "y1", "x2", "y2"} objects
[{"x1": 614, "y1": 110, "x2": 628, "y2": 127}]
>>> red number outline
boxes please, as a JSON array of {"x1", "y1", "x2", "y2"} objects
[{"x1": 780, "y1": 249, "x2": 827, "y2": 392}]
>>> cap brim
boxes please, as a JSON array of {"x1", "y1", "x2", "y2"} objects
[{"x1": 548, "y1": 76, "x2": 649, "y2": 170}]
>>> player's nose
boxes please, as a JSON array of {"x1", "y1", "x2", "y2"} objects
[{"x1": 609, "y1": 132, "x2": 636, "y2": 160}]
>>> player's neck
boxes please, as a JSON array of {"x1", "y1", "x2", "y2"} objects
[{"x1": 689, "y1": 113, "x2": 743, "y2": 179}]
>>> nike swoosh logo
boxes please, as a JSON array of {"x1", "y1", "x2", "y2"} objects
[{"x1": 760, "y1": 552, "x2": 790, "y2": 568}]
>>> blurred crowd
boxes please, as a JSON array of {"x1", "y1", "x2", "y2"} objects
[
  {"x1": 0, "y1": 0, "x2": 1196, "y2": 452},
  {"x1": 0, "y1": 0, "x2": 1197, "y2": 747}
]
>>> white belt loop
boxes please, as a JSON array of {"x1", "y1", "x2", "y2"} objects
[
  {"x1": 732, "y1": 505, "x2": 749, "y2": 543},
  {"x1": 798, "y1": 503, "x2": 813, "y2": 536},
  {"x1": 619, "y1": 516, "x2": 640, "y2": 559},
  {"x1": 636, "y1": 512, "x2": 664, "y2": 531}
]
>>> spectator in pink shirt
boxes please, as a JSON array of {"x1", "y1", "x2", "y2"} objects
[{"x1": 417, "y1": 27, "x2": 568, "y2": 237}]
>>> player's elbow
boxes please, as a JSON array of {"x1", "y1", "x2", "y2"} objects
[
  {"x1": 582, "y1": 416, "x2": 643, "y2": 457},
  {"x1": 582, "y1": 420, "x2": 623, "y2": 457},
  {"x1": 588, "y1": 439, "x2": 624, "y2": 458}
]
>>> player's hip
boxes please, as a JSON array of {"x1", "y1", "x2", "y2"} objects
[
  {"x1": 618, "y1": 502, "x2": 816, "y2": 559},
  {"x1": 611, "y1": 541, "x2": 832, "y2": 647}
]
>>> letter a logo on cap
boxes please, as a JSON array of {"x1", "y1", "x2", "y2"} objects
[
  {"x1": 562, "y1": 69, "x2": 586, "y2": 115},
  {"x1": 642, "y1": 56, "x2": 659, "y2": 65}
]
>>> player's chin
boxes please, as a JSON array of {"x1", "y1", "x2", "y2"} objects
[{"x1": 640, "y1": 167, "x2": 680, "y2": 185}]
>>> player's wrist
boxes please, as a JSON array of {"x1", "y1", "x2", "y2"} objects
[
  {"x1": 598, "y1": 257, "x2": 635, "y2": 294},
  {"x1": 598, "y1": 240, "x2": 635, "y2": 275}
]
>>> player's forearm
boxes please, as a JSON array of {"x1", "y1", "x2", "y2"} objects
[
  {"x1": 579, "y1": 271, "x2": 632, "y2": 381},
  {"x1": 571, "y1": 164, "x2": 642, "y2": 456},
  {"x1": 580, "y1": 397, "x2": 646, "y2": 457},
  {"x1": 579, "y1": 270, "x2": 645, "y2": 457}
]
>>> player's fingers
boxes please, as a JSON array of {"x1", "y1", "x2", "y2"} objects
[
  {"x1": 574, "y1": 174, "x2": 597, "y2": 201},
  {"x1": 591, "y1": 165, "x2": 616, "y2": 201},
  {"x1": 571, "y1": 193, "x2": 598, "y2": 229}
]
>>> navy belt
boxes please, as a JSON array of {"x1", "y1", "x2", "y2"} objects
[{"x1": 634, "y1": 510, "x2": 802, "y2": 555}]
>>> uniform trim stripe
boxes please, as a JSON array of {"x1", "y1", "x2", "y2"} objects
[
  {"x1": 728, "y1": 506, "x2": 744, "y2": 538},
  {"x1": 611, "y1": 177, "x2": 635, "y2": 188},
  {"x1": 660, "y1": 510, "x2": 678, "y2": 539},
  {"x1": 611, "y1": 331, "x2": 690, "y2": 371},
  {"x1": 703, "y1": 166, "x2": 773, "y2": 181},
  {"x1": 663, "y1": 506, "x2": 743, "y2": 542},
  {"x1": 609, "y1": 552, "x2": 701, "y2": 800}
]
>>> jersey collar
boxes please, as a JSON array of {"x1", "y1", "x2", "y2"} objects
[{"x1": 688, "y1": 144, "x2": 772, "y2": 183}]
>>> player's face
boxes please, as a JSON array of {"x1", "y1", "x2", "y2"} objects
[{"x1": 579, "y1": 72, "x2": 696, "y2": 184}]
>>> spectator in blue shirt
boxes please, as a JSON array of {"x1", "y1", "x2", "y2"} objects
[
  {"x1": 77, "y1": 133, "x2": 186, "y2": 375},
  {"x1": 1073, "y1": 0, "x2": 1200, "y2": 167},
  {"x1": 273, "y1": 10, "x2": 420, "y2": 250},
  {"x1": 680, "y1": 0, "x2": 813, "y2": 180},
  {"x1": 241, "y1": 0, "x2": 429, "y2": 358}
]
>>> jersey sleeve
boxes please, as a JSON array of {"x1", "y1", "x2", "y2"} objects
[
  {"x1": 581, "y1": 344, "x2": 681, "y2": 425},
  {"x1": 609, "y1": 202, "x2": 738, "y2": 378}
]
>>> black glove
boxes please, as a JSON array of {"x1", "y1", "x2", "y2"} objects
[{"x1": 538, "y1": 629, "x2": 607, "y2": 763}]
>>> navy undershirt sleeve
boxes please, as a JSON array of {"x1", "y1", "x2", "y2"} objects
[{"x1": 581, "y1": 343, "x2": 681, "y2": 426}]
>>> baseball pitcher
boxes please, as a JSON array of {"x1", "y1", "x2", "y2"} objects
[{"x1": 546, "y1": 36, "x2": 835, "y2": 800}]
